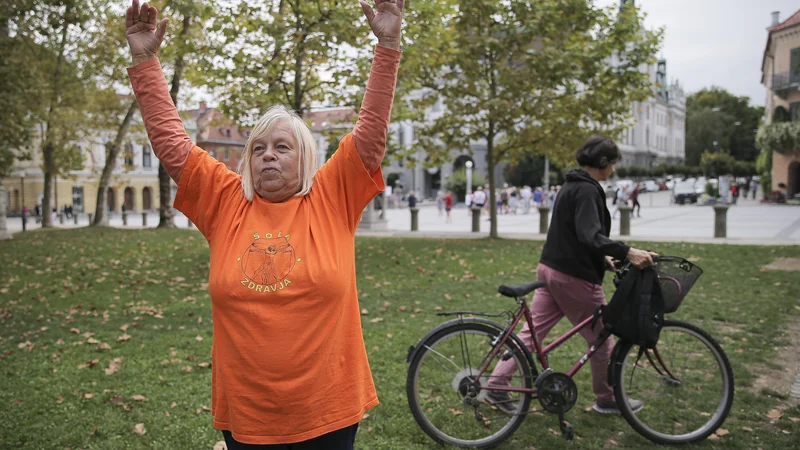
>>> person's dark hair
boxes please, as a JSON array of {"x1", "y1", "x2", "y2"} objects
[{"x1": 575, "y1": 136, "x2": 621, "y2": 169}]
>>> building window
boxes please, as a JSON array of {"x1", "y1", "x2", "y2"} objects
[
  {"x1": 791, "y1": 102, "x2": 800, "y2": 121},
  {"x1": 225, "y1": 148, "x2": 230, "y2": 160},
  {"x1": 124, "y1": 143, "x2": 134, "y2": 167},
  {"x1": 143, "y1": 144, "x2": 152, "y2": 168},
  {"x1": 209, "y1": 149, "x2": 217, "y2": 159}
]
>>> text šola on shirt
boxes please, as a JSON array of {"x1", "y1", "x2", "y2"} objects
[{"x1": 127, "y1": 46, "x2": 401, "y2": 444}]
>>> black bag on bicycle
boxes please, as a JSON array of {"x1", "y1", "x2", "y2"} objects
[{"x1": 602, "y1": 266, "x2": 664, "y2": 349}]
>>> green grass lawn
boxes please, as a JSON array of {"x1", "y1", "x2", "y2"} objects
[{"x1": 1, "y1": 228, "x2": 799, "y2": 449}]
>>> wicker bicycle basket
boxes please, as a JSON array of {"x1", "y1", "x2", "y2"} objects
[{"x1": 655, "y1": 256, "x2": 703, "y2": 313}]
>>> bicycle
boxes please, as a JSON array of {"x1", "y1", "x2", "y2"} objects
[{"x1": 405, "y1": 256, "x2": 734, "y2": 448}]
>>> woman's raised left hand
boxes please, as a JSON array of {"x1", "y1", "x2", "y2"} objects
[{"x1": 359, "y1": 0, "x2": 404, "y2": 51}]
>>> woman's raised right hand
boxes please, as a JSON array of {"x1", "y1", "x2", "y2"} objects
[{"x1": 126, "y1": 0, "x2": 169, "y2": 66}]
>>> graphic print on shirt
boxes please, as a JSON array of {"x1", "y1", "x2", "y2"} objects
[{"x1": 237, "y1": 232, "x2": 300, "y2": 293}]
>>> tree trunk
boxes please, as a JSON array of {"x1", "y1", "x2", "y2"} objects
[
  {"x1": 41, "y1": 8, "x2": 70, "y2": 228},
  {"x1": 487, "y1": 125, "x2": 498, "y2": 238},
  {"x1": 158, "y1": 13, "x2": 191, "y2": 228},
  {"x1": 0, "y1": 178, "x2": 11, "y2": 240},
  {"x1": 93, "y1": 100, "x2": 139, "y2": 226}
]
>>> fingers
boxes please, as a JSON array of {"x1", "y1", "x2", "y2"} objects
[
  {"x1": 359, "y1": 1, "x2": 375, "y2": 22},
  {"x1": 396, "y1": 0, "x2": 405, "y2": 11},
  {"x1": 140, "y1": 2, "x2": 151, "y2": 24},
  {"x1": 155, "y1": 18, "x2": 169, "y2": 43},
  {"x1": 126, "y1": 5, "x2": 134, "y2": 28},
  {"x1": 132, "y1": 0, "x2": 140, "y2": 23}
]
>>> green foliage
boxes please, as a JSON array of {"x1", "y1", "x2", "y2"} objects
[
  {"x1": 700, "y1": 151, "x2": 736, "y2": 177},
  {"x1": 685, "y1": 87, "x2": 764, "y2": 164},
  {"x1": 756, "y1": 150, "x2": 772, "y2": 195},
  {"x1": 197, "y1": 0, "x2": 369, "y2": 119},
  {"x1": 615, "y1": 166, "x2": 629, "y2": 178},
  {"x1": 445, "y1": 169, "x2": 486, "y2": 201},
  {"x1": 773, "y1": 106, "x2": 791, "y2": 123},
  {"x1": 409, "y1": 0, "x2": 661, "y2": 236},
  {"x1": 705, "y1": 181, "x2": 719, "y2": 198},
  {"x1": 756, "y1": 122, "x2": 800, "y2": 155},
  {"x1": 503, "y1": 154, "x2": 562, "y2": 188}
]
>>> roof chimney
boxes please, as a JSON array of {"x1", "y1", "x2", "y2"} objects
[{"x1": 771, "y1": 11, "x2": 780, "y2": 27}]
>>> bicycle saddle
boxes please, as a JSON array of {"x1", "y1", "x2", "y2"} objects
[{"x1": 498, "y1": 281, "x2": 547, "y2": 298}]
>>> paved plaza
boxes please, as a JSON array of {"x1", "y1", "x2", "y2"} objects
[{"x1": 4, "y1": 191, "x2": 800, "y2": 244}]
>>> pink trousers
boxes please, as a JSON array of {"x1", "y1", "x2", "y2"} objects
[{"x1": 491, "y1": 263, "x2": 615, "y2": 403}]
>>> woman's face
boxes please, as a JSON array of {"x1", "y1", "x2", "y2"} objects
[{"x1": 250, "y1": 119, "x2": 301, "y2": 203}]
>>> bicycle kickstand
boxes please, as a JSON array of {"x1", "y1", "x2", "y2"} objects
[{"x1": 557, "y1": 410, "x2": 574, "y2": 441}]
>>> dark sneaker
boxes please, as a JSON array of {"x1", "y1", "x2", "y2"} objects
[
  {"x1": 593, "y1": 398, "x2": 644, "y2": 414},
  {"x1": 486, "y1": 390, "x2": 518, "y2": 415}
]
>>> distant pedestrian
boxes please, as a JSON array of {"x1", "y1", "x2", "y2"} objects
[
  {"x1": 465, "y1": 191, "x2": 473, "y2": 210},
  {"x1": 473, "y1": 187, "x2": 486, "y2": 215},
  {"x1": 34, "y1": 204, "x2": 41, "y2": 224},
  {"x1": 731, "y1": 183, "x2": 739, "y2": 205},
  {"x1": 612, "y1": 186, "x2": 629, "y2": 219},
  {"x1": 509, "y1": 188, "x2": 519, "y2": 214},
  {"x1": 750, "y1": 179, "x2": 759, "y2": 200},
  {"x1": 741, "y1": 180, "x2": 749, "y2": 200},
  {"x1": 444, "y1": 191, "x2": 453, "y2": 223},
  {"x1": 436, "y1": 190, "x2": 444, "y2": 216},
  {"x1": 521, "y1": 186, "x2": 532, "y2": 214},
  {"x1": 548, "y1": 186, "x2": 556, "y2": 206},
  {"x1": 631, "y1": 184, "x2": 641, "y2": 217},
  {"x1": 533, "y1": 187, "x2": 543, "y2": 208},
  {"x1": 407, "y1": 191, "x2": 417, "y2": 209}
]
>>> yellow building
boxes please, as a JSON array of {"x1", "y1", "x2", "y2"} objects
[
  {"x1": 761, "y1": 9, "x2": 800, "y2": 196},
  {"x1": 5, "y1": 104, "x2": 249, "y2": 217}
]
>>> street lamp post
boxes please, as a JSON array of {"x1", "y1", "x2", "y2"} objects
[
  {"x1": 19, "y1": 170, "x2": 26, "y2": 232},
  {"x1": 465, "y1": 160, "x2": 474, "y2": 198}
]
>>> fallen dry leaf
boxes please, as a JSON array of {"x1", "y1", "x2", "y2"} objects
[
  {"x1": 181, "y1": 366, "x2": 193, "y2": 373},
  {"x1": 448, "y1": 407, "x2": 463, "y2": 416},
  {"x1": 766, "y1": 409, "x2": 783, "y2": 420},
  {"x1": 117, "y1": 334, "x2": 131, "y2": 342},
  {"x1": 789, "y1": 417, "x2": 800, "y2": 423},
  {"x1": 444, "y1": 294, "x2": 452, "y2": 300},
  {"x1": 131, "y1": 395, "x2": 148, "y2": 402},
  {"x1": 362, "y1": 413, "x2": 370, "y2": 420},
  {"x1": 171, "y1": 401, "x2": 177, "y2": 408},
  {"x1": 195, "y1": 335, "x2": 203, "y2": 342},
  {"x1": 98, "y1": 343, "x2": 112, "y2": 350},
  {"x1": 56, "y1": 396, "x2": 64, "y2": 404},
  {"x1": 386, "y1": 334, "x2": 393, "y2": 339},
  {"x1": 708, "y1": 434, "x2": 719, "y2": 441},
  {"x1": 742, "y1": 426, "x2": 753, "y2": 432},
  {"x1": 360, "y1": 309, "x2": 368, "y2": 315},
  {"x1": 105, "y1": 357, "x2": 123, "y2": 376},
  {"x1": 370, "y1": 317, "x2": 384, "y2": 323},
  {"x1": 84, "y1": 393, "x2": 95, "y2": 399},
  {"x1": 434, "y1": 306, "x2": 442, "y2": 311},
  {"x1": 134, "y1": 423, "x2": 145, "y2": 435},
  {"x1": 715, "y1": 428, "x2": 729, "y2": 437}
]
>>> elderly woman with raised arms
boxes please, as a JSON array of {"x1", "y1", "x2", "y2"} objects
[{"x1": 124, "y1": 0, "x2": 404, "y2": 448}]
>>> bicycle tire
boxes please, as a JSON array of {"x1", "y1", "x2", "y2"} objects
[
  {"x1": 611, "y1": 320, "x2": 734, "y2": 445},
  {"x1": 407, "y1": 320, "x2": 535, "y2": 448}
]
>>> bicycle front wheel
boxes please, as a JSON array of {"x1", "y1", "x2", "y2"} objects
[
  {"x1": 612, "y1": 320, "x2": 734, "y2": 444},
  {"x1": 407, "y1": 321, "x2": 534, "y2": 448}
]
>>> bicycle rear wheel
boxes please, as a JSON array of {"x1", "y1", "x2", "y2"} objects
[
  {"x1": 612, "y1": 320, "x2": 734, "y2": 444},
  {"x1": 407, "y1": 320, "x2": 534, "y2": 448}
]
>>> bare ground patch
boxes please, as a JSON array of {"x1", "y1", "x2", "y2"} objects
[
  {"x1": 762, "y1": 257, "x2": 800, "y2": 272},
  {"x1": 749, "y1": 317, "x2": 800, "y2": 408}
]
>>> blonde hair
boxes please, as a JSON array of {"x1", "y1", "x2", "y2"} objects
[{"x1": 238, "y1": 105, "x2": 318, "y2": 202}]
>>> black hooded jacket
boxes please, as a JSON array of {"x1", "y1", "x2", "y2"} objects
[{"x1": 540, "y1": 169, "x2": 630, "y2": 285}]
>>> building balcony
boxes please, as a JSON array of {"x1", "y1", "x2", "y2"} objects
[{"x1": 771, "y1": 71, "x2": 800, "y2": 98}]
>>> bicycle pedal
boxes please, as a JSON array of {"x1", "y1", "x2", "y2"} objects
[{"x1": 560, "y1": 422, "x2": 574, "y2": 441}]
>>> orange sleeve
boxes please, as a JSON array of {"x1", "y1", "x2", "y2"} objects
[
  {"x1": 351, "y1": 46, "x2": 401, "y2": 172},
  {"x1": 173, "y1": 147, "x2": 242, "y2": 240},
  {"x1": 127, "y1": 57, "x2": 193, "y2": 183},
  {"x1": 312, "y1": 133, "x2": 385, "y2": 234}
]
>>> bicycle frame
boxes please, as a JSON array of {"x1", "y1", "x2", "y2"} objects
[{"x1": 472, "y1": 296, "x2": 612, "y2": 394}]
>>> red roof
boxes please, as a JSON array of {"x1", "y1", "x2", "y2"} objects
[{"x1": 770, "y1": 8, "x2": 800, "y2": 32}]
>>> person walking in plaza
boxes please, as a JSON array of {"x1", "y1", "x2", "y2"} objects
[
  {"x1": 444, "y1": 191, "x2": 453, "y2": 223},
  {"x1": 435, "y1": 190, "x2": 445, "y2": 217},
  {"x1": 741, "y1": 179, "x2": 749, "y2": 200},
  {"x1": 630, "y1": 183, "x2": 641, "y2": 218},
  {"x1": 751, "y1": 178, "x2": 759, "y2": 200},
  {"x1": 521, "y1": 185, "x2": 532, "y2": 214},
  {"x1": 407, "y1": 191, "x2": 416, "y2": 209},
  {"x1": 730, "y1": 182, "x2": 739, "y2": 205},
  {"x1": 473, "y1": 186, "x2": 486, "y2": 216},
  {"x1": 486, "y1": 136, "x2": 657, "y2": 415},
  {"x1": 34, "y1": 204, "x2": 41, "y2": 224},
  {"x1": 125, "y1": 0, "x2": 404, "y2": 447},
  {"x1": 533, "y1": 187, "x2": 543, "y2": 208},
  {"x1": 612, "y1": 185, "x2": 629, "y2": 219}
]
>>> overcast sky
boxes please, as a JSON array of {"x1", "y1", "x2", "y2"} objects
[{"x1": 595, "y1": 0, "x2": 800, "y2": 106}]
